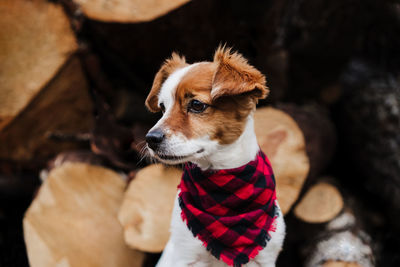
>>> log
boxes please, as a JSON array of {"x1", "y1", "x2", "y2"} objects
[
  {"x1": 0, "y1": 0, "x2": 94, "y2": 162},
  {"x1": 294, "y1": 181, "x2": 344, "y2": 224},
  {"x1": 23, "y1": 162, "x2": 145, "y2": 267},
  {"x1": 0, "y1": 0, "x2": 77, "y2": 130},
  {"x1": 290, "y1": 180, "x2": 375, "y2": 267},
  {"x1": 39, "y1": 150, "x2": 108, "y2": 182},
  {"x1": 72, "y1": 0, "x2": 191, "y2": 22},
  {"x1": 254, "y1": 107, "x2": 310, "y2": 214},
  {"x1": 277, "y1": 103, "x2": 336, "y2": 181},
  {"x1": 304, "y1": 211, "x2": 375, "y2": 267},
  {"x1": 338, "y1": 60, "x2": 400, "y2": 228},
  {"x1": 0, "y1": 57, "x2": 94, "y2": 161},
  {"x1": 118, "y1": 164, "x2": 182, "y2": 253},
  {"x1": 323, "y1": 262, "x2": 362, "y2": 267},
  {"x1": 256, "y1": 104, "x2": 336, "y2": 214}
]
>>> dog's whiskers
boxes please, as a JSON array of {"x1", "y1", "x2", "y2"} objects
[{"x1": 136, "y1": 144, "x2": 153, "y2": 165}]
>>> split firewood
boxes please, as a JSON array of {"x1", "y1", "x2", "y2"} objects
[
  {"x1": 287, "y1": 179, "x2": 375, "y2": 267},
  {"x1": 0, "y1": 0, "x2": 93, "y2": 162},
  {"x1": 39, "y1": 150, "x2": 109, "y2": 183},
  {"x1": 72, "y1": 0, "x2": 190, "y2": 22},
  {"x1": 254, "y1": 107, "x2": 310, "y2": 214},
  {"x1": 322, "y1": 262, "x2": 362, "y2": 267},
  {"x1": 294, "y1": 181, "x2": 344, "y2": 224},
  {"x1": 303, "y1": 210, "x2": 375, "y2": 267},
  {"x1": 0, "y1": 0, "x2": 76, "y2": 129},
  {"x1": 256, "y1": 104, "x2": 336, "y2": 214},
  {"x1": 339, "y1": 60, "x2": 400, "y2": 228},
  {"x1": 118, "y1": 164, "x2": 182, "y2": 253},
  {"x1": 0, "y1": 57, "x2": 94, "y2": 162},
  {"x1": 277, "y1": 103, "x2": 337, "y2": 181},
  {"x1": 23, "y1": 162, "x2": 145, "y2": 267}
]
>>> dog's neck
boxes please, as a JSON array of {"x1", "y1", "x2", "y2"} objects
[{"x1": 193, "y1": 115, "x2": 259, "y2": 171}]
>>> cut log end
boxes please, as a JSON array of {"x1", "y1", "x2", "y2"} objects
[
  {"x1": 254, "y1": 107, "x2": 310, "y2": 214},
  {"x1": 73, "y1": 0, "x2": 191, "y2": 22},
  {"x1": 323, "y1": 261, "x2": 362, "y2": 267},
  {"x1": 0, "y1": 0, "x2": 77, "y2": 130},
  {"x1": 118, "y1": 164, "x2": 182, "y2": 252},
  {"x1": 0, "y1": 56, "x2": 94, "y2": 161},
  {"x1": 294, "y1": 182, "x2": 344, "y2": 223},
  {"x1": 0, "y1": 0, "x2": 93, "y2": 162},
  {"x1": 24, "y1": 162, "x2": 144, "y2": 267}
]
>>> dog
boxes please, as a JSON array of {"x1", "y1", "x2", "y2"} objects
[{"x1": 144, "y1": 46, "x2": 285, "y2": 267}]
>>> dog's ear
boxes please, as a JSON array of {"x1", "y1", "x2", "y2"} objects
[
  {"x1": 145, "y1": 53, "x2": 188, "y2": 112},
  {"x1": 211, "y1": 46, "x2": 269, "y2": 101}
]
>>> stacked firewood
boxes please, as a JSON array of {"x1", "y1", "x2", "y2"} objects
[{"x1": 1, "y1": 0, "x2": 399, "y2": 266}]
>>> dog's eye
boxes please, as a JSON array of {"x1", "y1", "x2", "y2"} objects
[
  {"x1": 188, "y1": 100, "x2": 208, "y2": 113},
  {"x1": 159, "y1": 103, "x2": 165, "y2": 113}
]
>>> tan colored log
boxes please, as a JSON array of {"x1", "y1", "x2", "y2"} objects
[
  {"x1": 73, "y1": 0, "x2": 191, "y2": 23},
  {"x1": 323, "y1": 261, "x2": 362, "y2": 267},
  {"x1": 0, "y1": 0, "x2": 77, "y2": 130},
  {"x1": 294, "y1": 182, "x2": 344, "y2": 223},
  {"x1": 0, "y1": 56, "x2": 94, "y2": 161},
  {"x1": 24, "y1": 162, "x2": 144, "y2": 267},
  {"x1": 0, "y1": 0, "x2": 93, "y2": 161},
  {"x1": 254, "y1": 107, "x2": 310, "y2": 214},
  {"x1": 118, "y1": 164, "x2": 182, "y2": 252}
]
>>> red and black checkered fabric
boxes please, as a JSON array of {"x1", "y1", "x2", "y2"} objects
[{"x1": 178, "y1": 150, "x2": 278, "y2": 267}]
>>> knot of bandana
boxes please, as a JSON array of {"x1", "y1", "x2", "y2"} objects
[{"x1": 178, "y1": 150, "x2": 278, "y2": 267}]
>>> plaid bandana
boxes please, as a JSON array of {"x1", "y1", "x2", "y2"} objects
[{"x1": 178, "y1": 150, "x2": 278, "y2": 267}]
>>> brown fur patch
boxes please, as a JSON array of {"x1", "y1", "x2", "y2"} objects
[
  {"x1": 163, "y1": 62, "x2": 257, "y2": 144},
  {"x1": 145, "y1": 53, "x2": 188, "y2": 112},
  {"x1": 211, "y1": 46, "x2": 269, "y2": 101},
  {"x1": 162, "y1": 63, "x2": 216, "y2": 139},
  {"x1": 147, "y1": 47, "x2": 269, "y2": 145}
]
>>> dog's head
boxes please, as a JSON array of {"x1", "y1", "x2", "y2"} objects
[{"x1": 145, "y1": 46, "x2": 268, "y2": 165}]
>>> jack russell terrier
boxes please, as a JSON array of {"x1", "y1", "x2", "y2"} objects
[{"x1": 145, "y1": 46, "x2": 285, "y2": 267}]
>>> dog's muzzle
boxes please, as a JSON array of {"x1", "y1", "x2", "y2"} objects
[{"x1": 145, "y1": 129, "x2": 165, "y2": 150}]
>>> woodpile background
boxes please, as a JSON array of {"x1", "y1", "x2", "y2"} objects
[{"x1": 1, "y1": 0, "x2": 399, "y2": 266}]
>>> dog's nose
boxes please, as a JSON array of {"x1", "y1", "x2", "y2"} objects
[{"x1": 145, "y1": 130, "x2": 165, "y2": 150}]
